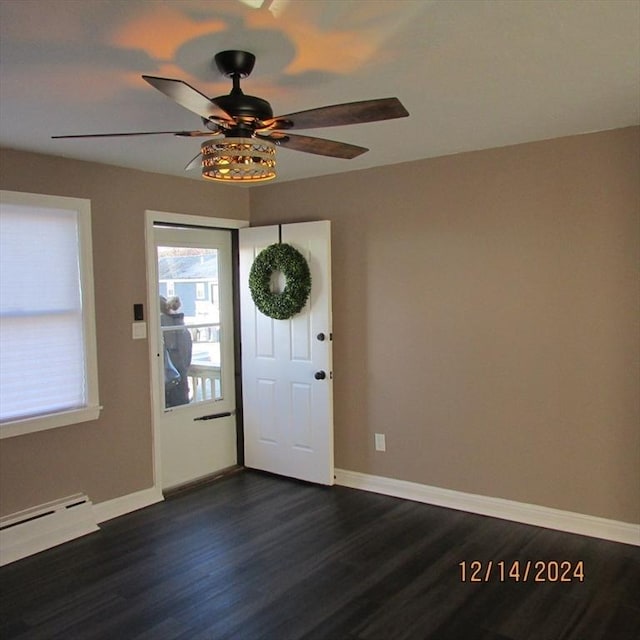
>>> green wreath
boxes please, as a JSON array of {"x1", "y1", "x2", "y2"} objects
[{"x1": 249, "y1": 243, "x2": 312, "y2": 320}]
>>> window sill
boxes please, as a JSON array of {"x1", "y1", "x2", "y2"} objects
[{"x1": 0, "y1": 405, "x2": 101, "y2": 439}]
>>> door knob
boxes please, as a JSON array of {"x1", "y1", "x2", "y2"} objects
[{"x1": 314, "y1": 370, "x2": 326, "y2": 380}]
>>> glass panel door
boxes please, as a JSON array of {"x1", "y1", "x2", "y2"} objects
[{"x1": 152, "y1": 225, "x2": 236, "y2": 490}]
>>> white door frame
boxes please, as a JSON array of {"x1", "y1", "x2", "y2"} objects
[{"x1": 144, "y1": 210, "x2": 248, "y2": 493}]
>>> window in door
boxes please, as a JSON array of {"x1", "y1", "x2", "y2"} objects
[{"x1": 157, "y1": 246, "x2": 224, "y2": 408}]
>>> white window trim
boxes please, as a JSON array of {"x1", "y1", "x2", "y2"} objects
[{"x1": 0, "y1": 190, "x2": 100, "y2": 439}]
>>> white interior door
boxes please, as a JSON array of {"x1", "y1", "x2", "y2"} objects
[
  {"x1": 152, "y1": 225, "x2": 237, "y2": 490},
  {"x1": 239, "y1": 221, "x2": 334, "y2": 485}
]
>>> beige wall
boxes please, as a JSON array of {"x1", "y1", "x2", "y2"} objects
[
  {"x1": 1, "y1": 128, "x2": 638, "y2": 525},
  {"x1": 250, "y1": 127, "x2": 640, "y2": 524},
  {"x1": 0, "y1": 148, "x2": 249, "y2": 516}
]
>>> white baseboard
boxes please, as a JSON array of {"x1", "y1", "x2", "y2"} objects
[
  {"x1": 0, "y1": 494, "x2": 99, "y2": 566},
  {"x1": 334, "y1": 469, "x2": 640, "y2": 547},
  {"x1": 93, "y1": 486, "x2": 164, "y2": 524}
]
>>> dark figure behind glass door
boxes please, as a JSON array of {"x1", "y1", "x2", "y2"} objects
[{"x1": 160, "y1": 296, "x2": 193, "y2": 407}]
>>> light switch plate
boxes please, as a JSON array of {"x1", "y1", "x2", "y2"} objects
[{"x1": 132, "y1": 322, "x2": 147, "y2": 340}]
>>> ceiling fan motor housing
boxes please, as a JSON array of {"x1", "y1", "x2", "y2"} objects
[
  {"x1": 211, "y1": 51, "x2": 274, "y2": 126},
  {"x1": 212, "y1": 93, "x2": 273, "y2": 123}
]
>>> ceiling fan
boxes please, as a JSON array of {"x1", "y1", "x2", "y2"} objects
[{"x1": 53, "y1": 50, "x2": 409, "y2": 182}]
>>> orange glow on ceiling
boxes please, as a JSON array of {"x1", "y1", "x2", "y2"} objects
[
  {"x1": 109, "y1": 3, "x2": 378, "y2": 80},
  {"x1": 110, "y1": 6, "x2": 226, "y2": 61},
  {"x1": 244, "y1": 10, "x2": 376, "y2": 75},
  {"x1": 282, "y1": 26, "x2": 374, "y2": 75}
]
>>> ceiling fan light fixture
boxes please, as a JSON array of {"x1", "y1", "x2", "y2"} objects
[{"x1": 201, "y1": 137, "x2": 276, "y2": 183}]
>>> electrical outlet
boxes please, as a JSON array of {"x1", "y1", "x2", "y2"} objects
[{"x1": 375, "y1": 433, "x2": 386, "y2": 452}]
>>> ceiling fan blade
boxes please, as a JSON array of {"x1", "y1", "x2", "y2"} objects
[
  {"x1": 267, "y1": 133, "x2": 368, "y2": 159},
  {"x1": 52, "y1": 130, "x2": 216, "y2": 139},
  {"x1": 142, "y1": 76, "x2": 233, "y2": 122},
  {"x1": 263, "y1": 97, "x2": 408, "y2": 131},
  {"x1": 184, "y1": 153, "x2": 202, "y2": 172}
]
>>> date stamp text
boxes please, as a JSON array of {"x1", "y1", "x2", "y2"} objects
[{"x1": 459, "y1": 560, "x2": 585, "y2": 583}]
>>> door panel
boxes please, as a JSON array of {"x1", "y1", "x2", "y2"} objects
[
  {"x1": 153, "y1": 226, "x2": 236, "y2": 490},
  {"x1": 239, "y1": 221, "x2": 334, "y2": 485}
]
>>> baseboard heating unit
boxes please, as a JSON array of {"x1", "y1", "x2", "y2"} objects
[{"x1": 0, "y1": 494, "x2": 99, "y2": 566}]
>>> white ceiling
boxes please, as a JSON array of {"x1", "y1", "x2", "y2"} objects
[{"x1": 1, "y1": 0, "x2": 638, "y2": 185}]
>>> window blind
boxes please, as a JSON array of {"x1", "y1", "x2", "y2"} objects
[{"x1": 0, "y1": 203, "x2": 88, "y2": 422}]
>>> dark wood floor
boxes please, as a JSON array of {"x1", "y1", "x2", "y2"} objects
[{"x1": 1, "y1": 471, "x2": 638, "y2": 640}]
